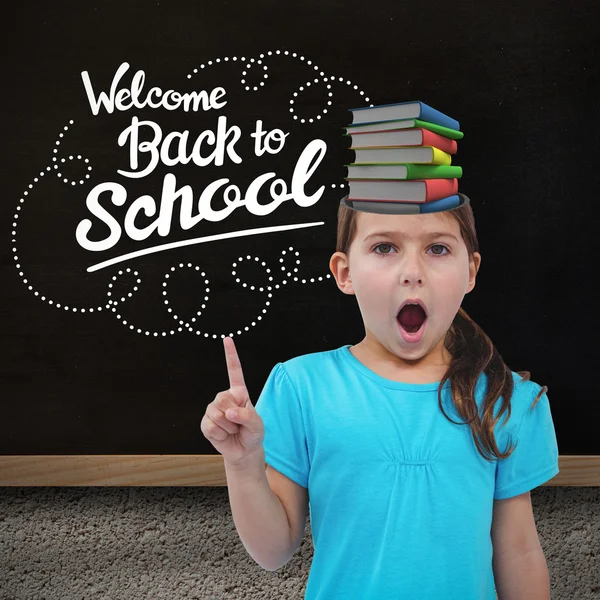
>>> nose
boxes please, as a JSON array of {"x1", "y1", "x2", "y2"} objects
[
  {"x1": 402, "y1": 274, "x2": 423, "y2": 285},
  {"x1": 399, "y1": 252, "x2": 425, "y2": 285}
]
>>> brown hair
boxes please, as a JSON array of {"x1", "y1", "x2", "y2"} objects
[{"x1": 335, "y1": 199, "x2": 547, "y2": 462}]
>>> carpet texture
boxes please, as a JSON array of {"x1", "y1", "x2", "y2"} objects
[{"x1": 0, "y1": 486, "x2": 598, "y2": 599}]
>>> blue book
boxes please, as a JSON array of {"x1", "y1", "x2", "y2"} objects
[
  {"x1": 342, "y1": 194, "x2": 465, "y2": 215},
  {"x1": 420, "y1": 194, "x2": 461, "y2": 213},
  {"x1": 349, "y1": 101, "x2": 460, "y2": 132}
]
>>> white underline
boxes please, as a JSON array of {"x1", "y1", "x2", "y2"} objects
[{"x1": 86, "y1": 221, "x2": 326, "y2": 272}]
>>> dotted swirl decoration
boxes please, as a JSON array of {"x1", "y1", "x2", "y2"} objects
[{"x1": 13, "y1": 49, "x2": 372, "y2": 339}]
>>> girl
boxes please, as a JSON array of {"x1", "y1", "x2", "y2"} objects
[{"x1": 201, "y1": 193, "x2": 560, "y2": 600}]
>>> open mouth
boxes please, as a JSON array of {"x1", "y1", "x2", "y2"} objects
[{"x1": 397, "y1": 303, "x2": 428, "y2": 333}]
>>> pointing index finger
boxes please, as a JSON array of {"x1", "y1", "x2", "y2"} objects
[{"x1": 223, "y1": 336, "x2": 248, "y2": 392}]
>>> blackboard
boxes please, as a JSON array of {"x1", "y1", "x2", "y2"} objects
[{"x1": 1, "y1": 0, "x2": 599, "y2": 483}]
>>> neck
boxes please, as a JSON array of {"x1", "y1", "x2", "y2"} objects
[{"x1": 351, "y1": 336, "x2": 452, "y2": 383}]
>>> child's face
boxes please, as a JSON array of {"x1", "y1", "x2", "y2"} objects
[{"x1": 330, "y1": 210, "x2": 481, "y2": 368}]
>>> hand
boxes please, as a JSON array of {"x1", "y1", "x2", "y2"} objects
[{"x1": 201, "y1": 336, "x2": 265, "y2": 465}]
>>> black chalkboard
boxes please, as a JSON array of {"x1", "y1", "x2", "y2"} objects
[{"x1": 1, "y1": 0, "x2": 598, "y2": 457}]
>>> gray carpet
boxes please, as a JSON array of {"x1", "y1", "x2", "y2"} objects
[{"x1": 0, "y1": 486, "x2": 598, "y2": 599}]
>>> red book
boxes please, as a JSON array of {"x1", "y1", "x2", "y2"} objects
[
  {"x1": 348, "y1": 128, "x2": 458, "y2": 155},
  {"x1": 347, "y1": 178, "x2": 459, "y2": 203}
]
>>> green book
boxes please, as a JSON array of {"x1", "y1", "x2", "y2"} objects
[
  {"x1": 344, "y1": 118, "x2": 464, "y2": 140},
  {"x1": 344, "y1": 163, "x2": 463, "y2": 180}
]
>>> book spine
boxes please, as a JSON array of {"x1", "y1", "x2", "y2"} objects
[
  {"x1": 414, "y1": 119, "x2": 464, "y2": 140},
  {"x1": 428, "y1": 147, "x2": 452, "y2": 165},
  {"x1": 420, "y1": 194, "x2": 461, "y2": 213},
  {"x1": 405, "y1": 164, "x2": 462, "y2": 179},
  {"x1": 418, "y1": 102, "x2": 460, "y2": 131},
  {"x1": 423, "y1": 146, "x2": 452, "y2": 166},
  {"x1": 422, "y1": 178, "x2": 458, "y2": 200},
  {"x1": 420, "y1": 130, "x2": 457, "y2": 155}
]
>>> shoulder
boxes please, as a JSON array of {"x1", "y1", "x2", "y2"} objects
[
  {"x1": 278, "y1": 346, "x2": 344, "y2": 379},
  {"x1": 258, "y1": 348, "x2": 344, "y2": 423},
  {"x1": 509, "y1": 371, "x2": 548, "y2": 414},
  {"x1": 488, "y1": 371, "x2": 550, "y2": 438},
  {"x1": 475, "y1": 370, "x2": 548, "y2": 428},
  {"x1": 477, "y1": 369, "x2": 543, "y2": 397},
  {"x1": 267, "y1": 347, "x2": 347, "y2": 404}
]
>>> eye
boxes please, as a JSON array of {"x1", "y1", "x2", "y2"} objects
[
  {"x1": 430, "y1": 244, "x2": 450, "y2": 256},
  {"x1": 373, "y1": 243, "x2": 450, "y2": 256},
  {"x1": 373, "y1": 243, "x2": 395, "y2": 255}
]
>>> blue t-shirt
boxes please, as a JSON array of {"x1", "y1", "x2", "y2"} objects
[{"x1": 254, "y1": 344, "x2": 560, "y2": 600}]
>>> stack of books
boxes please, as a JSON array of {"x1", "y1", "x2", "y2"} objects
[{"x1": 342, "y1": 101, "x2": 466, "y2": 214}]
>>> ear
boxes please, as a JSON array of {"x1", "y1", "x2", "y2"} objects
[
  {"x1": 329, "y1": 251, "x2": 355, "y2": 295},
  {"x1": 466, "y1": 252, "x2": 482, "y2": 294}
]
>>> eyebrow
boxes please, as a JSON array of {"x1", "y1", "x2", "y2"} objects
[{"x1": 363, "y1": 231, "x2": 459, "y2": 243}]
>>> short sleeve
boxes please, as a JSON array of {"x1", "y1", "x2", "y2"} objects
[
  {"x1": 254, "y1": 363, "x2": 310, "y2": 488},
  {"x1": 494, "y1": 387, "x2": 560, "y2": 500}
]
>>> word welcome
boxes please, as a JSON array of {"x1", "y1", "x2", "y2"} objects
[{"x1": 81, "y1": 62, "x2": 227, "y2": 116}]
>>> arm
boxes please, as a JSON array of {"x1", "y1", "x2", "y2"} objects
[
  {"x1": 204, "y1": 337, "x2": 308, "y2": 572},
  {"x1": 224, "y1": 448, "x2": 309, "y2": 571},
  {"x1": 491, "y1": 491, "x2": 551, "y2": 600}
]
